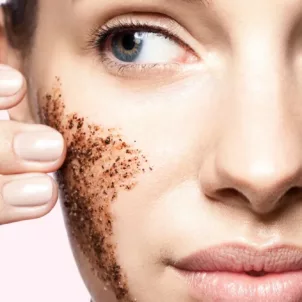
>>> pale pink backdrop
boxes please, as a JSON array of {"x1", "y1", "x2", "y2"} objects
[{"x1": 0, "y1": 110, "x2": 90, "y2": 301}]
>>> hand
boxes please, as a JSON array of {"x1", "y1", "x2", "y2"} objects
[{"x1": 0, "y1": 64, "x2": 66, "y2": 224}]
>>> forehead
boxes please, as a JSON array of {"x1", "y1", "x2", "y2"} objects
[
  {"x1": 44, "y1": 0, "x2": 301, "y2": 11},
  {"x1": 38, "y1": 0, "x2": 302, "y2": 27}
]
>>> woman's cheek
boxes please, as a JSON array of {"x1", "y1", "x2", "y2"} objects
[{"x1": 39, "y1": 78, "x2": 153, "y2": 301}]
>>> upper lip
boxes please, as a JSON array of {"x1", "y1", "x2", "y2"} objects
[{"x1": 173, "y1": 244, "x2": 302, "y2": 274}]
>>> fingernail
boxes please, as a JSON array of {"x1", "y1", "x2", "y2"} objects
[
  {"x1": 14, "y1": 131, "x2": 64, "y2": 162},
  {"x1": 0, "y1": 65, "x2": 23, "y2": 96},
  {"x1": 2, "y1": 176, "x2": 53, "y2": 207}
]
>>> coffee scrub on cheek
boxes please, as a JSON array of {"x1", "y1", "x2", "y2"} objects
[{"x1": 39, "y1": 78, "x2": 152, "y2": 302}]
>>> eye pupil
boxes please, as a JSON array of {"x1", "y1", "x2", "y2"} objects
[{"x1": 122, "y1": 33, "x2": 137, "y2": 51}]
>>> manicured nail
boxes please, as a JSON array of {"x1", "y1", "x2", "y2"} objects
[
  {"x1": 14, "y1": 131, "x2": 64, "y2": 162},
  {"x1": 2, "y1": 176, "x2": 53, "y2": 207},
  {"x1": 0, "y1": 65, "x2": 23, "y2": 96}
]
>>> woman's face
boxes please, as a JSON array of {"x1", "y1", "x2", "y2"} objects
[{"x1": 21, "y1": 0, "x2": 302, "y2": 301}]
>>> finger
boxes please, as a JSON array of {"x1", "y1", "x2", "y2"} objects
[
  {"x1": 0, "y1": 173, "x2": 58, "y2": 225},
  {"x1": 0, "y1": 64, "x2": 26, "y2": 110},
  {"x1": 0, "y1": 121, "x2": 66, "y2": 175}
]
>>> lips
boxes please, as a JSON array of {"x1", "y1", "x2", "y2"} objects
[
  {"x1": 172, "y1": 244, "x2": 302, "y2": 301},
  {"x1": 174, "y1": 245, "x2": 302, "y2": 273}
]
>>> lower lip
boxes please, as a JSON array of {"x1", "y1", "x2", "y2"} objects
[{"x1": 177, "y1": 270, "x2": 302, "y2": 302}]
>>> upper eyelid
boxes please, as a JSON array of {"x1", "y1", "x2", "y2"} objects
[
  {"x1": 92, "y1": 24, "x2": 193, "y2": 53},
  {"x1": 85, "y1": 14, "x2": 201, "y2": 54},
  {"x1": 99, "y1": 14, "x2": 183, "y2": 36}
]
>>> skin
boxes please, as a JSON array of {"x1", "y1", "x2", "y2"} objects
[{"x1": 5, "y1": 0, "x2": 302, "y2": 301}]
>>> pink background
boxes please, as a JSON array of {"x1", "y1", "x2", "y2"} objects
[{"x1": 0, "y1": 110, "x2": 90, "y2": 301}]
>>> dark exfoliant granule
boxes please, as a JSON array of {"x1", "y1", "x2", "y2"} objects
[{"x1": 40, "y1": 78, "x2": 152, "y2": 301}]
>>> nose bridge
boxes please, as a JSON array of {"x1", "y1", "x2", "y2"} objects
[
  {"x1": 231, "y1": 35, "x2": 286, "y2": 163},
  {"x1": 209, "y1": 32, "x2": 302, "y2": 214},
  {"x1": 234, "y1": 28, "x2": 285, "y2": 104},
  {"x1": 228, "y1": 31, "x2": 290, "y2": 164}
]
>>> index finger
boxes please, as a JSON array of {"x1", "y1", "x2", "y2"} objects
[{"x1": 0, "y1": 64, "x2": 26, "y2": 110}]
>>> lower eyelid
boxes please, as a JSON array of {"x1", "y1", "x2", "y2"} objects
[{"x1": 100, "y1": 53, "x2": 184, "y2": 78}]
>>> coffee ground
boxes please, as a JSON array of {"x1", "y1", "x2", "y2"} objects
[{"x1": 40, "y1": 78, "x2": 151, "y2": 301}]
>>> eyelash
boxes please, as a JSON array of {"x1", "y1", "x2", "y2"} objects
[{"x1": 87, "y1": 19, "x2": 194, "y2": 74}]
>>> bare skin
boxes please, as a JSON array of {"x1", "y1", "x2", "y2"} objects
[{"x1": 3, "y1": 0, "x2": 302, "y2": 301}]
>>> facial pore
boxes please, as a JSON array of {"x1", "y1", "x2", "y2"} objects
[{"x1": 40, "y1": 78, "x2": 152, "y2": 301}]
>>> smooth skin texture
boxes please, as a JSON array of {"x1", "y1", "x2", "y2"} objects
[{"x1": 3, "y1": 0, "x2": 302, "y2": 301}]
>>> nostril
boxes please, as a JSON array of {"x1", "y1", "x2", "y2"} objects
[
  {"x1": 286, "y1": 186, "x2": 302, "y2": 197},
  {"x1": 216, "y1": 188, "x2": 249, "y2": 203},
  {"x1": 245, "y1": 270, "x2": 266, "y2": 277}
]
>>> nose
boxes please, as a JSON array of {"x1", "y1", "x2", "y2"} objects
[{"x1": 200, "y1": 37, "x2": 302, "y2": 215}]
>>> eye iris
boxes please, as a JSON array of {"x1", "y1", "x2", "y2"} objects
[{"x1": 112, "y1": 31, "x2": 144, "y2": 62}]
